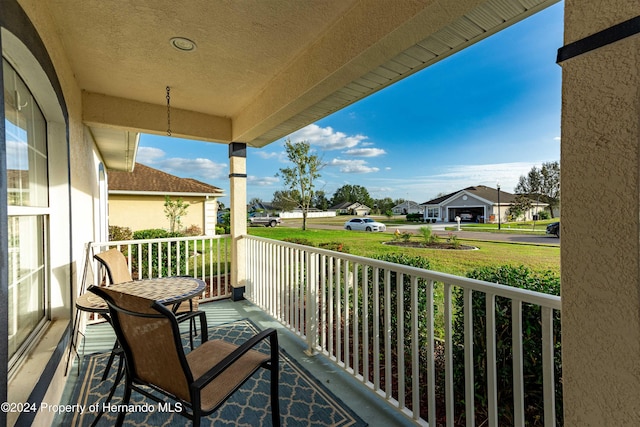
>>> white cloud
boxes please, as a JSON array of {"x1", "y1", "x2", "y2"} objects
[
  {"x1": 247, "y1": 175, "x2": 279, "y2": 186},
  {"x1": 343, "y1": 148, "x2": 386, "y2": 157},
  {"x1": 385, "y1": 167, "x2": 392, "y2": 171},
  {"x1": 255, "y1": 151, "x2": 279, "y2": 160},
  {"x1": 329, "y1": 158, "x2": 379, "y2": 173},
  {"x1": 158, "y1": 157, "x2": 228, "y2": 180},
  {"x1": 287, "y1": 124, "x2": 367, "y2": 151},
  {"x1": 136, "y1": 146, "x2": 166, "y2": 164},
  {"x1": 553, "y1": 136, "x2": 561, "y2": 141}
]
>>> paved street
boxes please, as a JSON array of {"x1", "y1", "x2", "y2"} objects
[{"x1": 280, "y1": 220, "x2": 559, "y2": 246}]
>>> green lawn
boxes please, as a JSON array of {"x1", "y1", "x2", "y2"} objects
[{"x1": 248, "y1": 226, "x2": 559, "y2": 277}]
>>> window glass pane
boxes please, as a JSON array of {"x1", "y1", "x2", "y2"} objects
[
  {"x1": 4, "y1": 58, "x2": 49, "y2": 363},
  {"x1": 7, "y1": 216, "x2": 45, "y2": 359},
  {"x1": 3, "y1": 59, "x2": 48, "y2": 207}
]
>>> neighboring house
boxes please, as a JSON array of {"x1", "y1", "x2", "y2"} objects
[
  {"x1": 420, "y1": 185, "x2": 547, "y2": 223},
  {"x1": 108, "y1": 164, "x2": 225, "y2": 235},
  {"x1": 391, "y1": 200, "x2": 423, "y2": 215},
  {"x1": 248, "y1": 201, "x2": 278, "y2": 215},
  {"x1": 328, "y1": 202, "x2": 371, "y2": 216}
]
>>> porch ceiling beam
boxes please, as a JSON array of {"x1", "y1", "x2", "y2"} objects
[{"x1": 82, "y1": 91, "x2": 232, "y2": 143}]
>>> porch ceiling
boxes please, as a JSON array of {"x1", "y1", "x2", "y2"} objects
[{"x1": 37, "y1": 0, "x2": 558, "y2": 170}]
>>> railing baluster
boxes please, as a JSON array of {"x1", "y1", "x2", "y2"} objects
[
  {"x1": 297, "y1": 250, "x2": 307, "y2": 336},
  {"x1": 320, "y1": 254, "x2": 327, "y2": 352},
  {"x1": 184, "y1": 240, "x2": 189, "y2": 276},
  {"x1": 464, "y1": 288, "x2": 475, "y2": 427},
  {"x1": 336, "y1": 258, "x2": 342, "y2": 365},
  {"x1": 542, "y1": 306, "x2": 556, "y2": 427},
  {"x1": 513, "y1": 300, "x2": 525, "y2": 426},
  {"x1": 397, "y1": 272, "x2": 405, "y2": 410},
  {"x1": 344, "y1": 260, "x2": 350, "y2": 370},
  {"x1": 373, "y1": 267, "x2": 380, "y2": 392},
  {"x1": 353, "y1": 263, "x2": 359, "y2": 378},
  {"x1": 411, "y1": 276, "x2": 420, "y2": 422},
  {"x1": 306, "y1": 252, "x2": 318, "y2": 354},
  {"x1": 384, "y1": 268, "x2": 391, "y2": 400},
  {"x1": 427, "y1": 279, "x2": 436, "y2": 427},
  {"x1": 486, "y1": 293, "x2": 498, "y2": 427},
  {"x1": 444, "y1": 283, "x2": 454, "y2": 426},
  {"x1": 362, "y1": 264, "x2": 369, "y2": 384},
  {"x1": 328, "y1": 256, "x2": 334, "y2": 359}
]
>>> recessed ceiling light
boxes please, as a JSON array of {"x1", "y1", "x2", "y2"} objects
[{"x1": 170, "y1": 37, "x2": 197, "y2": 52}]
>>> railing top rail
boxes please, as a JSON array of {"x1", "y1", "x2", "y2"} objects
[
  {"x1": 90, "y1": 234, "x2": 231, "y2": 247},
  {"x1": 243, "y1": 234, "x2": 561, "y2": 310}
]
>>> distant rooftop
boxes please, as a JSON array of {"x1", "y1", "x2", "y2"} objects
[{"x1": 421, "y1": 185, "x2": 518, "y2": 205}]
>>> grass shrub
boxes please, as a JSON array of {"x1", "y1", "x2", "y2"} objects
[
  {"x1": 452, "y1": 266, "x2": 562, "y2": 426},
  {"x1": 418, "y1": 226, "x2": 437, "y2": 244}
]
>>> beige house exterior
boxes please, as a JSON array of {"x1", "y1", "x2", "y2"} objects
[
  {"x1": 2, "y1": 1, "x2": 640, "y2": 426},
  {"x1": 108, "y1": 164, "x2": 224, "y2": 235}
]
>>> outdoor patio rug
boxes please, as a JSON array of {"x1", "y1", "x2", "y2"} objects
[{"x1": 58, "y1": 319, "x2": 367, "y2": 426}]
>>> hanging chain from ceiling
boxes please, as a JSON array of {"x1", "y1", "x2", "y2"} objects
[{"x1": 166, "y1": 86, "x2": 171, "y2": 136}]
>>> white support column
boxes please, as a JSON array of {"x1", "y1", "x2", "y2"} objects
[
  {"x1": 229, "y1": 143, "x2": 247, "y2": 300},
  {"x1": 559, "y1": 3, "x2": 640, "y2": 425}
]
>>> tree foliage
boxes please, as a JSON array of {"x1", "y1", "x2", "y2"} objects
[
  {"x1": 373, "y1": 197, "x2": 395, "y2": 214},
  {"x1": 164, "y1": 196, "x2": 189, "y2": 232},
  {"x1": 312, "y1": 190, "x2": 330, "y2": 210},
  {"x1": 277, "y1": 139, "x2": 324, "y2": 230},
  {"x1": 331, "y1": 184, "x2": 373, "y2": 209},
  {"x1": 515, "y1": 161, "x2": 560, "y2": 217},
  {"x1": 507, "y1": 194, "x2": 533, "y2": 221},
  {"x1": 272, "y1": 189, "x2": 300, "y2": 212}
]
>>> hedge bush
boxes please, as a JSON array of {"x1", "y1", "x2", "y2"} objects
[
  {"x1": 131, "y1": 229, "x2": 187, "y2": 278},
  {"x1": 452, "y1": 265, "x2": 562, "y2": 426},
  {"x1": 108, "y1": 225, "x2": 132, "y2": 241}
]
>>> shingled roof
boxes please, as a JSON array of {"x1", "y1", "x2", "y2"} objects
[
  {"x1": 421, "y1": 185, "x2": 519, "y2": 205},
  {"x1": 108, "y1": 163, "x2": 224, "y2": 195}
]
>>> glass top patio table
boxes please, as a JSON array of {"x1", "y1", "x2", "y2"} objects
[{"x1": 76, "y1": 276, "x2": 205, "y2": 313}]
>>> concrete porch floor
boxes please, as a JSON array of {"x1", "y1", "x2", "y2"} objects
[{"x1": 58, "y1": 298, "x2": 417, "y2": 426}]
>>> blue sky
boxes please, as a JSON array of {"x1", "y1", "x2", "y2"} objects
[{"x1": 136, "y1": 2, "x2": 563, "y2": 207}]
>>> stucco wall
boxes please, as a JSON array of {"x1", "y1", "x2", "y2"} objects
[
  {"x1": 2, "y1": 1, "x2": 106, "y2": 425},
  {"x1": 109, "y1": 195, "x2": 207, "y2": 233},
  {"x1": 561, "y1": 1, "x2": 640, "y2": 424}
]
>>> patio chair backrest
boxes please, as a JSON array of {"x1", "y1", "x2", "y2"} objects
[
  {"x1": 94, "y1": 248, "x2": 133, "y2": 284},
  {"x1": 89, "y1": 286, "x2": 193, "y2": 402}
]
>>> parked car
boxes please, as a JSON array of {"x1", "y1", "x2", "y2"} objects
[
  {"x1": 546, "y1": 221, "x2": 560, "y2": 237},
  {"x1": 344, "y1": 218, "x2": 386, "y2": 232},
  {"x1": 249, "y1": 214, "x2": 281, "y2": 227},
  {"x1": 459, "y1": 213, "x2": 473, "y2": 221}
]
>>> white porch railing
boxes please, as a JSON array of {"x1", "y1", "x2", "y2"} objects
[
  {"x1": 86, "y1": 235, "x2": 231, "y2": 308},
  {"x1": 243, "y1": 235, "x2": 562, "y2": 427}
]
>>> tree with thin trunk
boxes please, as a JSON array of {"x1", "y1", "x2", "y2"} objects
[
  {"x1": 277, "y1": 139, "x2": 324, "y2": 230},
  {"x1": 164, "y1": 196, "x2": 189, "y2": 233},
  {"x1": 515, "y1": 161, "x2": 560, "y2": 217}
]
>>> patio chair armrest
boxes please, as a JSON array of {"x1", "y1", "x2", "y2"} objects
[
  {"x1": 176, "y1": 310, "x2": 208, "y2": 342},
  {"x1": 192, "y1": 327, "x2": 278, "y2": 390}
]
